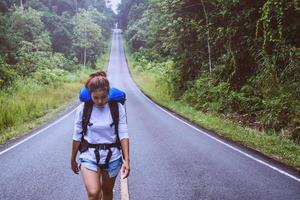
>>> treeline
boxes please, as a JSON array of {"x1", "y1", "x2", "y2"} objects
[
  {"x1": 118, "y1": 0, "x2": 300, "y2": 142},
  {"x1": 0, "y1": 0, "x2": 116, "y2": 87},
  {"x1": 0, "y1": 1, "x2": 116, "y2": 142}
]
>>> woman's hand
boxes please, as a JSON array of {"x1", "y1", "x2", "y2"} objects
[
  {"x1": 120, "y1": 138, "x2": 130, "y2": 179},
  {"x1": 122, "y1": 160, "x2": 130, "y2": 179},
  {"x1": 71, "y1": 159, "x2": 79, "y2": 174}
]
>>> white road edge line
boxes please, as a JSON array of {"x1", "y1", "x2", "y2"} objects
[
  {"x1": 135, "y1": 85, "x2": 300, "y2": 183},
  {"x1": 0, "y1": 106, "x2": 78, "y2": 156}
]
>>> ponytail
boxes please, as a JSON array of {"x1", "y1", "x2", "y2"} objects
[{"x1": 85, "y1": 71, "x2": 110, "y2": 93}]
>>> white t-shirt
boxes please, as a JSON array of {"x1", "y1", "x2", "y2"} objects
[{"x1": 73, "y1": 102, "x2": 128, "y2": 164}]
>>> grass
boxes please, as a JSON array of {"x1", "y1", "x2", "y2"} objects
[
  {"x1": 124, "y1": 44, "x2": 300, "y2": 170},
  {"x1": 0, "y1": 44, "x2": 112, "y2": 144},
  {"x1": 0, "y1": 69, "x2": 89, "y2": 144},
  {"x1": 0, "y1": 83, "x2": 78, "y2": 144}
]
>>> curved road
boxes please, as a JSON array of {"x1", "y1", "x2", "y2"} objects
[{"x1": 0, "y1": 30, "x2": 299, "y2": 200}]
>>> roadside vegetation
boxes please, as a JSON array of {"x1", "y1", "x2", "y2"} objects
[
  {"x1": 119, "y1": 0, "x2": 300, "y2": 169},
  {"x1": 0, "y1": 0, "x2": 115, "y2": 144}
]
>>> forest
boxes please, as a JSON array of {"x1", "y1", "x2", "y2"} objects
[
  {"x1": 0, "y1": 0, "x2": 115, "y2": 79},
  {"x1": 118, "y1": 0, "x2": 300, "y2": 144},
  {"x1": 0, "y1": 0, "x2": 115, "y2": 142}
]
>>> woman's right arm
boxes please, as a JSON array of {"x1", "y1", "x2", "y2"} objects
[
  {"x1": 71, "y1": 140, "x2": 80, "y2": 174},
  {"x1": 71, "y1": 104, "x2": 84, "y2": 174}
]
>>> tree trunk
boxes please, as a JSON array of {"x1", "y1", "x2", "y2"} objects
[{"x1": 200, "y1": 0, "x2": 212, "y2": 73}]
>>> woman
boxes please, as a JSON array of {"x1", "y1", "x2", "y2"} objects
[{"x1": 70, "y1": 71, "x2": 130, "y2": 200}]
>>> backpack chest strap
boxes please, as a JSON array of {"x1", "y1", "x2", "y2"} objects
[{"x1": 85, "y1": 141, "x2": 120, "y2": 150}]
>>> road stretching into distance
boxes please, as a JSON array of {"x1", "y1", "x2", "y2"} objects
[{"x1": 0, "y1": 29, "x2": 299, "y2": 200}]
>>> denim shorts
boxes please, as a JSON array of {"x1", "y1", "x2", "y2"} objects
[{"x1": 79, "y1": 157, "x2": 123, "y2": 178}]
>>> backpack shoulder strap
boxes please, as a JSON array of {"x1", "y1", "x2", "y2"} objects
[
  {"x1": 82, "y1": 101, "x2": 93, "y2": 136},
  {"x1": 108, "y1": 101, "x2": 120, "y2": 142}
]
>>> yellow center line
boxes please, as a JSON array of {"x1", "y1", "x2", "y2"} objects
[{"x1": 120, "y1": 169, "x2": 130, "y2": 200}]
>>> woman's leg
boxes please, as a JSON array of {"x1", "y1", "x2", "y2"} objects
[
  {"x1": 101, "y1": 170, "x2": 117, "y2": 200},
  {"x1": 81, "y1": 165, "x2": 102, "y2": 200}
]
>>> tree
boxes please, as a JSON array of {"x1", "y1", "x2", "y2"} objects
[
  {"x1": 8, "y1": 6, "x2": 51, "y2": 51},
  {"x1": 73, "y1": 9, "x2": 105, "y2": 68},
  {"x1": 42, "y1": 11, "x2": 74, "y2": 57},
  {"x1": 4, "y1": 6, "x2": 51, "y2": 65}
]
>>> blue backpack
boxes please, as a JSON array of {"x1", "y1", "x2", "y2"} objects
[{"x1": 79, "y1": 86, "x2": 126, "y2": 104}]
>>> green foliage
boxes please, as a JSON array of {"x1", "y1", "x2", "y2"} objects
[
  {"x1": 42, "y1": 11, "x2": 74, "y2": 57},
  {"x1": 181, "y1": 76, "x2": 245, "y2": 113},
  {"x1": 248, "y1": 46, "x2": 300, "y2": 130},
  {"x1": 127, "y1": 47, "x2": 300, "y2": 169},
  {"x1": 126, "y1": 16, "x2": 148, "y2": 51},
  {"x1": 0, "y1": 77, "x2": 82, "y2": 140},
  {"x1": 15, "y1": 43, "x2": 68, "y2": 77},
  {"x1": 0, "y1": 56, "x2": 16, "y2": 87},
  {"x1": 131, "y1": 49, "x2": 180, "y2": 97},
  {"x1": 0, "y1": 1, "x2": 115, "y2": 87},
  {"x1": 0, "y1": 0, "x2": 115, "y2": 144},
  {"x1": 8, "y1": 6, "x2": 51, "y2": 52},
  {"x1": 0, "y1": 1, "x2": 115, "y2": 66},
  {"x1": 256, "y1": 1, "x2": 300, "y2": 50},
  {"x1": 120, "y1": 0, "x2": 300, "y2": 139},
  {"x1": 0, "y1": 13, "x2": 10, "y2": 56},
  {"x1": 33, "y1": 67, "x2": 67, "y2": 86},
  {"x1": 73, "y1": 8, "x2": 106, "y2": 68}
]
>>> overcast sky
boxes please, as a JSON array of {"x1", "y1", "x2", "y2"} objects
[{"x1": 108, "y1": 0, "x2": 121, "y2": 14}]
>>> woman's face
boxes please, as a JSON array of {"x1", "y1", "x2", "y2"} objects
[{"x1": 91, "y1": 90, "x2": 108, "y2": 107}]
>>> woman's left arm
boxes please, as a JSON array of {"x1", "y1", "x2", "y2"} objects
[
  {"x1": 120, "y1": 138, "x2": 130, "y2": 179},
  {"x1": 118, "y1": 103, "x2": 130, "y2": 179}
]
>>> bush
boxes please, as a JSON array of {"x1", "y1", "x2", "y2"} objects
[
  {"x1": 32, "y1": 67, "x2": 67, "y2": 85},
  {"x1": 248, "y1": 46, "x2": 300, "y2": 131},
  {"x1": 0, "y1": 56, "x2": 17, "y2": 88},
  {"x1": 181, "y1": 75, "x2": 251, "y2": 114}
]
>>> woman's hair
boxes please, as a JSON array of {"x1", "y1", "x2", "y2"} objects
[{"x1": 85, "y1": 71, "x2": 110, "y2": 93}]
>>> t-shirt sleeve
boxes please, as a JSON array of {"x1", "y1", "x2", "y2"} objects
[
  {"x1": 118, "y1": 103, "x2": 129, "y2": 140},
  {"x1": 73, "y1": 103, "x2": 84, "y2": 141}
]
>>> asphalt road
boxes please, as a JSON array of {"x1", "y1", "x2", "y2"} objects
[{"x1": 0, "y1": 29, "x2": 299, "y2": 200}]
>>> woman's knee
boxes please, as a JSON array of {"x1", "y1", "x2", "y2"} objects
[{"x1": 87, "y1": 188, "x2": 101, "y2": 199}]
